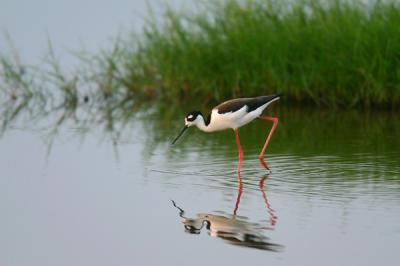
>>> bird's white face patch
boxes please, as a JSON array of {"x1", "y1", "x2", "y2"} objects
[{"x1": 188, "y1": 114, "x2": 193, "y2": 119}]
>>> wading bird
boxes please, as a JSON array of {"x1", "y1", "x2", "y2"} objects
[{"x1": 172, "y1": 94, "x2": 281, "y2": 172}]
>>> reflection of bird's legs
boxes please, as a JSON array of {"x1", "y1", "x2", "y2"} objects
[
  {"x1": 234, "y1": 129, "x2": 244, "y2": 173},
  {"x1": 259, "y1": 175, "x2": 278, "y2": 228},
  {"x1": 257, "y1": 116, "x2": 279, "y2": 170},
  {"x1": 233, "y1": 170, "x2": 244, "y2": 216}
]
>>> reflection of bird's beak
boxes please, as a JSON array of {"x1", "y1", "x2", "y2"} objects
[{"x1": 172, "y1": 125, "x2": 188, "y2": 144}]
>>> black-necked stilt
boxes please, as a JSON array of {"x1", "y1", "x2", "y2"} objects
[{"x1": 172, "y1": 94, "x2": 281, "y2": 171}]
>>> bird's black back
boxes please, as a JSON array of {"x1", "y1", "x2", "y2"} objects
[{"x1": 215, "y1": 94, "x2": 281, "y2": 114}]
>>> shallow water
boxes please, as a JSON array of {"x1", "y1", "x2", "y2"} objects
[{"x1": 0, "y1": 106, "x2": 399, "y2": 266}]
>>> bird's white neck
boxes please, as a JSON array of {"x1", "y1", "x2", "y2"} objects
[
  {"x1": 194, "y1": 115, "x2": 211, "y2": 132},
  {"x1": 192, "y1": 111, "x2": 231, "y2": 132}
]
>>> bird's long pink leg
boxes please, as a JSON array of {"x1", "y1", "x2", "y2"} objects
[
  {"x1": 233, "y1": 170, "x2": 243, "y2": 216},
  {"x1": 234, "y1": 129, "x2": 244, "y2": 173},
  {"x1": 257, "y1": 116, "x2": 279, "y2": 169}
]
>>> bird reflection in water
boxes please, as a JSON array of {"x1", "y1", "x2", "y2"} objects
[{"x1": 171, "y1": 174, "x2": 282, "y2": 251}]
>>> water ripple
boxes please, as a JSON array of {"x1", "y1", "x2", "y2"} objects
[{"x1": 149, "y1": 150, "x2": 400, "y2": 205}]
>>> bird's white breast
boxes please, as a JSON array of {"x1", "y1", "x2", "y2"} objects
[{"x1": 205, "y1": 106, "x2": 249, "y2": 131}]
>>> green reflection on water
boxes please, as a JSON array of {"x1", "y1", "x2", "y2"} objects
[
  {"x1": 143, "y1": 103, "x2": 400, "y2": 189},
  {"x1": 148, "y1": 104, "x2": 400, "y2": 156},
  {"x1": 0, "y1": 91, "x2": 399, "y2": 184}
]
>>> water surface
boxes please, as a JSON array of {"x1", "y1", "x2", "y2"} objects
[{"x1": 0, "y1": 106, "x2": 399, "y2": 266}]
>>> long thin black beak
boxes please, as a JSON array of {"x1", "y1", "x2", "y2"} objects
[{"x1": 172, "y1": 125, "x2": 188, "y2": 144}]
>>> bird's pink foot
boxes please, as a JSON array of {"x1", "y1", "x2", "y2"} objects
[{"x1": 258, "y1": 156, "x2": 270, "y2": 170}]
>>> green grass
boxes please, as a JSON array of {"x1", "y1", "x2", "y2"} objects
[
  {"x1": 2, "y1": 0, "x2": 400, "y2": 110},
  {"x1": 121, "y1": 0, "x2": 400, "y2": 108}
]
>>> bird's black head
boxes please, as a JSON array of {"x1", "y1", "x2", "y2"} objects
[
  {"x1": 172, "y1": 111, "x2": 203, "y2": 145},
  {"x1": 185, "y1": 111, "x2": 202, "y2": 122}
]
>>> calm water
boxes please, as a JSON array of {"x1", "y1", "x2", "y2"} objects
[{"x1": 0, "y1": 105, "x2": 399, "y2": 266}]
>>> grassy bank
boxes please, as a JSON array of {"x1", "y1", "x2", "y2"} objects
[
  {"x1": 123, "y1": 0, "x2": 400, "y2": 108},
  {"x1": 2, "y1": 0, "x2": 400, "y2": 110}
]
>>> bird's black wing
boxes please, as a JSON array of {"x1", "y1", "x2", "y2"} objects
[{"x1": 215, "y1": 94, "x2": 281, "y2": 114}]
